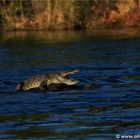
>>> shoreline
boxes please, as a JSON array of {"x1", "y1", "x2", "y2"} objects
[{"x1": 1, "y1": 28, "x2": 140, "y2": 42}]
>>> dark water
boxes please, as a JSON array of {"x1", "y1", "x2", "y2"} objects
[{"x1": 0, "y1": 29, "x2": 140, "y2": 140}]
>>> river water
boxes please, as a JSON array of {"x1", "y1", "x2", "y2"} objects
[{"x1": 0, "y1": 29, "x2": 140, "y2": 139}]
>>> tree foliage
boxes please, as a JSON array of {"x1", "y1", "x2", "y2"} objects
[{"x1": 0, "y1": 0, "x2": 139, "y2": 30}]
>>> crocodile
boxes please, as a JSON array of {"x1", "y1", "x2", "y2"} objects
[
  {"x1": 16, "y1": 70, "x2": 80, "y2": 91},
  {"x1": 16, "y1": 69, "x2": 99, "y2": 92}
]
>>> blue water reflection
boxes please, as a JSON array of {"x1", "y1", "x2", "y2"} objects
[{"x1": 0, "y1": 29, "x2": 140, "y2": 139}]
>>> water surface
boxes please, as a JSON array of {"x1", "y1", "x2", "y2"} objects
[{"x1": 0, "y1": 29, "x2": 140, "y2": 140}]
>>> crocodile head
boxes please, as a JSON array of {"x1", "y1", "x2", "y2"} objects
[{"x1": 47, "y1": 69, "x2": 80, "y2": 86}]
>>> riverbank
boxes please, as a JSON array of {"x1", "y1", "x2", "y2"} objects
[{"x1": 0, "y1": 0, "x2": 140, "y2": 31}]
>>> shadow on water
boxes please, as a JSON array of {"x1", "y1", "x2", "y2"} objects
[{"x1": 0, "y1": 29, "x2": 140, "y2": 139}]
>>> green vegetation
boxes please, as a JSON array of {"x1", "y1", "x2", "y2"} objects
[{"x1": 0, "y1": 0, "x2": 140, "y2": 30}]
